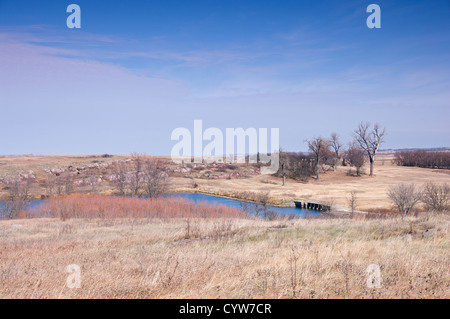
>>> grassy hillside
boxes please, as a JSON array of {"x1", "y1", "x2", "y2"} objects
[{"x1": 1, "y1": 212, "x2": 448, "y2": 298}]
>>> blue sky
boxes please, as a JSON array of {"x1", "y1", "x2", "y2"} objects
[{"x1": 0, "y1": 0, "x2": 449, "y2": 154}]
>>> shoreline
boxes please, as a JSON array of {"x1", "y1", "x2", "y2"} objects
[{"x1": 1, "y1": 189, "x2": 364, "y2": 216}]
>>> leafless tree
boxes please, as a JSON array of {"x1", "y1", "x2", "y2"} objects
[
  {"x1": 345, "y1": 142, "x2": 366, "y2": 176},
  {"x1": 130, "y1": 153, "x2": 144, "y2": 197},
  {"x1": 387, "y1": 184, "x2": 422, "y2": 218},
  {"x1": 330, "y1": 132, "x2": 343, "y2": 170},
  {"x1": 307, "y1": 137, "x2": 330, "y2": 181},
  {"x1": 348, "y1": 191, "x2": 358, "y2": 217},
  {"x1": 421, "y1": 182, "x2": 449, "y2": 212},
  {"x1": 44, "y1": 174, "x2": 57, "y2": 197},
  {"x1": 253, "y1": 191, "x2": 276, "y2": 220},
  {"x1": 354, "y1": 122, "x2": 386, "y2": 176},
  {"x1": 237, "y1": 191, "x2": 253, "y2": 213},
  {"x1": 394, "y1": 150, "x2": 450, "y2": 169},
  {"x1": 55, "y1": 172, "x2": 74, "y2": 195},
  {"x1": 87, "y1": 175, "x2": 100, "y2": 193},
  {"x1": 142, "y1": 158, "x2": 169, "y2": 198},
  {"x1": 276, "y1": 151, "x2": 314, "y2": 182},
  {"x1": 1, "y1": 175, "x2": 34, "y2": 219},
  {"x1": 111, "y1": 161, "x2": 129, "y2": 196},
  {"x1": 63, "y1": 173, "x2": 75, "y2": 194}
]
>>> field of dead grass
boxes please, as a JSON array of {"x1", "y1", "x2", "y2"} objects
[
  {"x1": 170, "y1": 153, "x2": 450, "y2": 210},
  {"x1": 1, "y1": 209, "x2": 448, "y2": 298},
  {"x1": 1, "y1": 153, "x2": 449, "y2": 211}
]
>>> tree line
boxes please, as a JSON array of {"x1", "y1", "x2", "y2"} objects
[
  {"x1": 109, "y1": 153, "x2": 169, "y2": 198},
  {"x1": 277, "y1": 122, "x2": 386, "y2": 181},
  {"x1": 393, "y1": 150, "x2": 450, "y2": 169}
]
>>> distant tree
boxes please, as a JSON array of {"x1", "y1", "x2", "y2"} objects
[
  {"x1": 307, "y1": 137, "x2": 330, "y2": 181},
  {"x1": 111, "y1": 161, "x2": 129, "y2": 196},
  {"x1": 130, "y1": 153, "x2": 144, "y2": 197},
  {"x1": 276, "y1": 151, "x2": 314, "y2": 182},
  {"x1": 394, "y1": 150, "x2": 450, "y2": 169},
  {"x1": 236, "y1": 191, "x2": 253, "y2": 213},
  {"x1": 354, "y1": 122, "x2": 386, "y2": 176},
  {"x1": 348, "y1": 191, "x2": 358, "y2": 217},
  {"x1": 387, "y1": 184, "x2": 422, "y2": 218},
  {"x1": 253, "y1": 191, "x2": 276, "y2": 220},
  {"x1": 55, "y1": 172, "x2": 75, "y2": 195},
  {"x1": 330, "y1": 132, "x2": 343, "y2": 170},
  {"x1": 1, "y1": 174, "x2": 34, "y2": 219},
  {"x1": 345, "y1": 142, "x2": 366, "y2": 176},
  {"x1": 44, "y1": 174, "x2": 57, "y2": 197},
  {"x1": 142, "y1": 158, "x2": 169, "y2": 199}
]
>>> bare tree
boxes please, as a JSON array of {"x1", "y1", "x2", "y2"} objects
[
  {"x1": 130, "y1": 153, "x2": 144, "y2": 197},
  {"x1": 111, "y1": 161, "x2": 129, "y2": 196},
  {"x1": 55, "y1": 172, "x2": 74, "y2": 195},
  {"x1": 44, "y1": 174, "x2": 57, "y2": 197},
  {"x1": 236, "y1": 191, "x2": 253, "y2": 213},
  {"x1": 422, "y1": 182, "x2": 449, "y2": 212},
  {"x1": 253, "y1": 191, "x2": 276, "y2": 220},
  {"x1": 277, "y1": 151, "x2": 314, "y2": 182},
  {"x1": 348, "y1": 191, "x2": 358, "y2": 217},
  {"x1": 387, "y1": 184, "x2": 422, "y2": 218},
  {"x1": 1, "y1": 174, "x2": 34, "y2": 219},
  {"x1": 307, "y1": 137, "x2": 330, "y2": 181},
  {"x1": 63, "y1": 172, "x2": 75, "y2": 194},
  {"x1": 345, "y1": 142, "x2": 366, "y2": 176},
  {"x1": 330, "y1": 132, "x2": 343, "y2": 171},
  {"x1": 354, "y1": 122, "x2": 386, "y2": 176},
  {"x1": 394, "y1": 150, "x2": 450, "y2": 169},
  {"x1": 142, "y1": 158, "x2": 169, "y2": 198}
]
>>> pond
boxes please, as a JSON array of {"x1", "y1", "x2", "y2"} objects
[
  {"x1": 166, "y1": 193, "x2": 319, "y2": 217},
  {"x1": 0, "y1": 193, "x2": 320, "y2": 218}
]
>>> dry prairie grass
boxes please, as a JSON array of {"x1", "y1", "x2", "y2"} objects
[
  {"x1": 1, "y1": 153, "x2": 449, "y2": 211},
  {"x1": 170, "y1": 153, "x2": 450, "y2": 210},
  {"x1": 24, "y1": 194, "x2": 245, "y2": 220},
  {"x1": 1, "y1": 211, "x2": 448, "y2": 299}
]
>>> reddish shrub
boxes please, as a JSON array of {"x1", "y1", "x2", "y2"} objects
[{"x1": 31, "y1": 194, "x2": 247, "y2": 220}]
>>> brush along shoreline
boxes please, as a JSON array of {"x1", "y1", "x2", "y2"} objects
[{"x1": 1, "y1": 153, "x2": 448, "y2": 213}]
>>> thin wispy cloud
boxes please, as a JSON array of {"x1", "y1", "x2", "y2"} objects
[{"x1": 0, "y1": 0, "x2": 449, "y2": 154}]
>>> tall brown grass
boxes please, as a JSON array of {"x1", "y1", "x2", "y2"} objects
[
  {"x1": 23, "y1": 194, "x2": 246, "y2": 220},
  {"x1": 1, "y1": 213, "x2": 448, "y2": 299}
]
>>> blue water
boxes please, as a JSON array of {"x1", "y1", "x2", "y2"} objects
[
  {"x1": 0, "y1": 193, "x2": 320, "y2": 218},
  {"x1": 0, "y1": 199, "x2": 45, "y2": 218},
  {"x1": 167, "y1": 193, "x2": 319, "y2": 218}
]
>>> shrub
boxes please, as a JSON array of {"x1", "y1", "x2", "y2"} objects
[
  {"x1": 29, "y1": 194, "x2": 247, "y2": 220},
  {"x1": 422, "y1": 182, "x2": 449, "y2": 212},
  {"x1": 387, "y1": 184, "x2": 422, "y2": 217},
  {"x1": 276, "y1": 152, "x2": 314, "y2": 182},
  {"x1": 344, "y1": 146, "x2": 366, "y2": 176}
]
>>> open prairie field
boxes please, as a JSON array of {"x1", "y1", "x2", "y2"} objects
[
  {"x1": 0, "y1": 153, "x2": 449, "y2": 211},
  {"x1": 0, "y1": 213, "x2": 448, "y2": 299},
  {"x1": 175, "y1": 153, "x2": 450, "y2": 211},
  {"x1": 0, "y1": 156, "x2": 449, "y2": 299}
]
